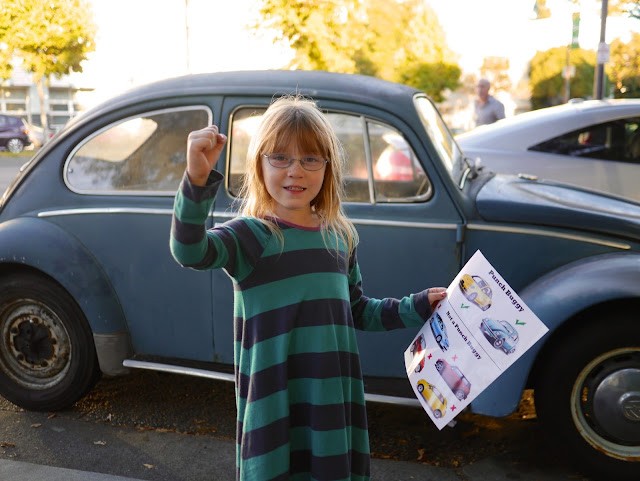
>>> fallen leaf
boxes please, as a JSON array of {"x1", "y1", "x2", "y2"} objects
[
  {"x1": 0, "y1": 442, "x2": 16, "y2": 448},
  {"x1": 31, "y1": 423, "x2": 42, "y2": 428},
  {"x1": 143, "y1": 464, "x2": 155, "y2": 470},
  {"x1": 93, "y1": 440, "x2": 107, "y2": 446},
  {"x1": 417, "y1": 448, "x2": 429, "y2": 463}
]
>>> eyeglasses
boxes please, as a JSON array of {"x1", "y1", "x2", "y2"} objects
[{"x1": 263, "y1": 153, "x2": 328, "y2": 171}]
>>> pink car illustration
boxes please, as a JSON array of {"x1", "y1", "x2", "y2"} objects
[{"x1": 435, "y1": 358, "x2": 471, "y2": 401}]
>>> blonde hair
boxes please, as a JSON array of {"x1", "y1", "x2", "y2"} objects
[{"x1": 238, "y1": 95, "x2": 358, "y2": 255}]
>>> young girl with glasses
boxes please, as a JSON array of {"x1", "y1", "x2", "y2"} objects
[{"x1": 170, "y1": 95, "x2": 446, "y2": 481}]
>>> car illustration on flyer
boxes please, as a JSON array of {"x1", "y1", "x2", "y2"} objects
[{"x1": 404, "y1": 250, "x2": 549, "y2": 429}]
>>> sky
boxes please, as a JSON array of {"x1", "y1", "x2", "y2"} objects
[{"x1": 74, "y1": 0, "x2": 637, "y2": 106}]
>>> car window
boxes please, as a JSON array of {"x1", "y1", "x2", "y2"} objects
[
  {"x1": 228, "y1": 107, "x2": 431, "y2": 203},
  {"x1": 66, "y1": 107, "x2": 211, "y2": 194},
  {"x1": 529, "y1": 117, "x2": 640, "y2": 163}
]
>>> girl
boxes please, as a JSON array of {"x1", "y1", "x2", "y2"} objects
[{"x1": 170, "y1": 96, "x2": 446, "y2": 481}]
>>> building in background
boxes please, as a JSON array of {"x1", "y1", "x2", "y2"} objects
[{"x1": 0, "y1": 64, "x2": 93, "y2": 132}]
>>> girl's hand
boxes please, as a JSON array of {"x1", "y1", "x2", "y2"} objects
[
  {"x1": 427, "y1": 287, "x2": 447, "y2": 310},
  {"x1": 186, "y1": 125, "x2": 227, "y2": 186}
]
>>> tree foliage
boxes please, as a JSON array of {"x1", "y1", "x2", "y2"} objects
[
  {"x1": 529, "y1": 47, "x2": 596, "y2": 109},
  {"x1": 0, "y1": 0, "x2": 96, "y2": 129},
  {"x1": 256, "y1": 0, "x2": 460, "y2": 98},
  {"x1": 607, "y1": 32, "x2": 640, "y2": 98}
]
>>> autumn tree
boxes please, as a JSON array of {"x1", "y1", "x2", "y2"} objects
[
  {"x1": 529, "y1": 47, "x2": 596, "y2": 109},
  {"x1": 0, "y1": 0, "x2": 96, "y2": 131},
  {"x1": 607, "y1": 32, "x2": 640, "y2": 97},
  {"x1": 256, "y1": 0, "x2": 460, "y2": 99}
]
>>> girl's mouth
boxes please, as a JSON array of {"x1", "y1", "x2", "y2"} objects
[{"x1": 285, "y1": 186, "x2": 306, "y2": 192}]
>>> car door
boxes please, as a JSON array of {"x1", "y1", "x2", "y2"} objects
[
  {"x1": 212, "y1": 96, "x2": 463, "y2": 379},
  {"x1": 55, "y1": 104, "x2": 218, "y2": 361}
]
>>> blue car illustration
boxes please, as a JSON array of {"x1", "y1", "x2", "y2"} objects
[
  {"x1": 480, "y1": 318, "x2": 519, "y2": 354},
  {"x1": 429, "y1": 313, "x2": 449, "y2": 351}
]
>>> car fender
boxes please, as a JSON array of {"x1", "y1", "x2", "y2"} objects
[
  {"x1": 471, "y1": 251, "x2": 640, "y2": 416},
  {"x1": 0, "y1": 217, "x2": 131, "y2": 375}
]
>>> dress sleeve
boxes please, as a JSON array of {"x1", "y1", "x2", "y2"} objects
[
  {"x1": 348, "y1": 248, "x2": 432, "y2": 331},
  {"x1": 170, "y1": 170, "x2": 267, "y2": 279}
]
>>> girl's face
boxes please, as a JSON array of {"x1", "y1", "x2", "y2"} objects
[{"x1": 261, "y1": 145, "x2": 326, "y2": 226}]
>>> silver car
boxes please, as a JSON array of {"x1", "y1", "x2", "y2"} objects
[{"x1": 456, "y1": 99, "x2": 640, "y2": 202}]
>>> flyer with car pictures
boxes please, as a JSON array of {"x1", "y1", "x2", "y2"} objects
[{"x1": 404, "y1": 250, "x2": 549, "y2": 430}]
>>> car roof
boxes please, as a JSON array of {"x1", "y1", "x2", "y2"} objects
[
  {"x1": 70, "y1": 70, "x2": 422, "y2": 128},
  {"x1": 457, "y1": 99, "x2": 640, "y2": 150}
]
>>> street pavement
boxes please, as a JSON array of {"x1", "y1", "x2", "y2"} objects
[{"x1": 0, "y1": 408, "x2": 591, "y2": 481}]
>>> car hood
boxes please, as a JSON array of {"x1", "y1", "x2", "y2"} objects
[{"x1": 475, "y1": 175, "x2": 640, "y2": 241}]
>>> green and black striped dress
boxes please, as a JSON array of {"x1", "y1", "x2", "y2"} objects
[{"x1": 170, "y1": 171, "x2": 432, "y2": 481}]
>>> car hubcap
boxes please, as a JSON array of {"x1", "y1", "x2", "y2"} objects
[
  {"x1": 571, "y1": 348, "x2": 640, "y2": 461},
  {"x1": 7, "y1": 139, "x2": 23, "y2": 153},
  {"x1": 0, "y1": 299, "x2": 71, "y2": 389}
]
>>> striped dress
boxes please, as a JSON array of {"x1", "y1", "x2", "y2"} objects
[{"x1": 170, "y1": 171, "x2": 432, "y2": 481}]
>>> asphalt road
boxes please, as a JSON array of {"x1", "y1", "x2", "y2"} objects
[
  {"x1": 0, "y1": 154, "x2": 30, "y2": 191},
  {"x1": 0, "y1": 370, "x2": 594, "y2": 481}
]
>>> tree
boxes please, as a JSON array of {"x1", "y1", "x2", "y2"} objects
[
  {"x1": 609, "y1": 0, "x2": 640, "y2": 19},
  {"x1": 529, "y1": 47, "x2": 597, "y2": 109},
  {"x1": 607, "y1": 32, "x2": 640, "y2": 97},
  {"x1": 0, "y1": 0, "x2": 96, "y2": 131},
  {"x1": 256, "y1": 0, "x2": 460, "y2": 99}
]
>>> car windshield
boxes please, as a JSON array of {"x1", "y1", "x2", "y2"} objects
[{"x1": 414, "y1": 95, "x2": 466, "y2": 188}]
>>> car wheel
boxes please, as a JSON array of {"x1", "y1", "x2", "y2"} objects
[
  {"x1": 0, "y1": 273, "x2": 101, "y2": 411},
  {"x1": 433, "y1": 409, "x2": 442, "y2": 418},
  {"x1": 417, "y1": 383, "x2": 424, "y2": 393},
  {"x1": 435, "y1": 360, "x2": 444, "y2": 372},
  {"x1": 534, "y1": 314, "x2": 640, "y2": 480},
  {"x1": 6, "y1": 138, "x2": 25, "y2": 153},
  {"x1": 455, "y1": 390, "x2": 466, "y2": 401},
  {"x1": 493, "y1": 338, "x2": 504, "y2": 348}
]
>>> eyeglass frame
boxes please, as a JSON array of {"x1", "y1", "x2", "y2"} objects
[{"x1": 262, "y1": 153, "x2": 328, "y2": 171}]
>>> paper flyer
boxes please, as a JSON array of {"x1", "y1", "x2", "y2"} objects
[{"x1": 404, "y1": 250, "x2": 549, "y2": 429}]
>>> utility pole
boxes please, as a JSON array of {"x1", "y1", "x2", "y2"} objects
[
  {"x1": 184, "y1": 0, "x2": 191, "y2": 74},
  {"x1": 593, "y1": 0, "x2": 609, "y2": 99}
]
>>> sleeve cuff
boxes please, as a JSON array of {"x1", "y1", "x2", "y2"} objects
[
  {"x1": 411, "y1": 290, "x2": 432, "y2": 320},
  {"x1": 180, "y1": 170, "x2": 224, "y2": 203}
]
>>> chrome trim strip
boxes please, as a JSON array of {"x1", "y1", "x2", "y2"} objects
[
  {"x1": 123, "y1": 359, "x2": 420, "y2": 407},
  {"x1": 34, "y1": 208, "x2": 631, "y2": 250},
  {"x1": 467, "y1": 223, "x2": 630, "y2": 250},
  {"x1": 349, "y1": 218, "x2": 457, "y2": 230},
  {"x1": 122, "y1": 359, "x2": 235, "y2": 382},
  {"x1": 365, "y1": 393, "x2": 420, "y2": 407},
  {"x1": 38, "y1": 207, "x2": 174, "y2": 217}
]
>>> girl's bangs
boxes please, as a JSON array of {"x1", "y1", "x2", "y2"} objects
[{"x1": 270, "y1": 117, "x2": 326, "y2": 155}]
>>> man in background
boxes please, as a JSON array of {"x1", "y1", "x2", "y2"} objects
[{"x1": 473, "y1": 78, "x2": 505, "y2": 127}]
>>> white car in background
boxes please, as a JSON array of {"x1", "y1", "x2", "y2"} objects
[{"x1": 456, "y1": 99, "x2": 640, "y2": 202}]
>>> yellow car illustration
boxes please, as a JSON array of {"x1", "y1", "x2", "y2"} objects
[
  {"x1": 459, "y1": 274, "x2": 492, "y2": 311},
  {"x1": 416, "y1": 379, "x2": 448, "y2": 418}
]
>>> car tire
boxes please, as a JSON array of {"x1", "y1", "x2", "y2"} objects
[
  {"x1": 435, "y1": 360, "x2": 444, "y2": 372},
  {"x1": 0, "y1": 273, "x2": 101, "y2": 411},
  {"x1": 534, "y1": 313, "x2": 640, "y2": 481},
  {"x1": 6, "y1": 138, "x2": 25, "y2": 153},
  {"x1": 417, "y1": 383, "x2": 424, "y2": 393},
  {"x1": 454, "y1": 390, "x2": 466, "y2": 401},
  {"x1": 493, "y1": 338, "x2": 503, "y2": 348},
  {"x1": 434, "y1": 409, "x2": 442, "y2": 418}
]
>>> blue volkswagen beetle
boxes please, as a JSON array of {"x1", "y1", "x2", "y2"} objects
[
  {"x1": 480, "y1": 318, "x2": 519, "y2": 354},
  {"x1": 0, "y1": 71, "x2": 638, "y2": 480}
]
